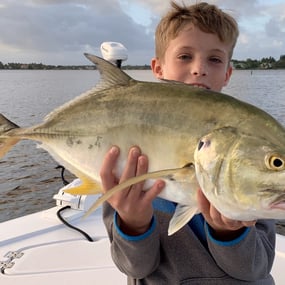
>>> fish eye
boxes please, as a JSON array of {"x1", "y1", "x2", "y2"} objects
[{"x1": 265, "y1": 154, "x2": 285, "y2": 170}]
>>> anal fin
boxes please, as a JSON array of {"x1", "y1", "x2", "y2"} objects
[{"x1": 64, "y1": 175, "x2": 103, "y2": 195}]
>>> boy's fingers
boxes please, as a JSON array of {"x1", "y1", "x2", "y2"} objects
[
  {"x1": 129, "y1": 155, "x2": 148, "y2": 194},
  {"x1": 100, "y1": 146, "x2": 120, "y2": 191},
  {"x1": 143, "y1": 180, "x2": 165, "y2": 204},
  {"x1": 242, "y1": 220, "x2": 257, "y2": 227},
  {"x1": 119, "y1": 146, "x2": 141, "y2": 185},
  {"x1": 196, "y1": 188, "x2": 210, "y2": 214}
]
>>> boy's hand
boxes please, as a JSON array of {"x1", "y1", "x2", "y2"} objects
[
  {"x1": 100, "y1": 146, "x2": 165, "y2": 236},
  {"x1": 197, "y1": 189, "x2": 256, "y2": 241}
]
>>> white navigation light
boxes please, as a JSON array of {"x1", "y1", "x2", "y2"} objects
[{"x1": 100, "y1": 42, "x2": 128, "y2": 68}]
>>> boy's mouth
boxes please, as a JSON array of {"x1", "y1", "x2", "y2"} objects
[{"x1": 190, "y1": 83, "x2": 210, "y2": 90}]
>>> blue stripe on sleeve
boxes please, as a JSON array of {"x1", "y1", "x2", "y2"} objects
[{"x1": 114, "y1": 211, "x2": 156, "y2": 242}]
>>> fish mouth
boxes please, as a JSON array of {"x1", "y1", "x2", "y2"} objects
[
  {"x1": 267, "y1": 191, "x2": 285, "y2": 210},
  {"x1": 259, "y1": 189, "x2": 285, "y2": 210},
  {"x1": 270, "y1": 197, "x2": 285, "y2": 210}
]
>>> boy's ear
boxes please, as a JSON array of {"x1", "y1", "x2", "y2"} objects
[
  {"x1": 223, "y1": 65, "x2": 233, "y2": 87},
  {"x1": 151, "y1": 58, "x2": 164, "y2": 79}
]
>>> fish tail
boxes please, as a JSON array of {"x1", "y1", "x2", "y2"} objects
[{"x1": 0, "y1": 114, "x2": 21, "y2": 158}]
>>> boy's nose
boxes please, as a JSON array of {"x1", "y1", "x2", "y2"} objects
[{"x1": 191, "y1": 62, "x2": 208, "y2": 76}]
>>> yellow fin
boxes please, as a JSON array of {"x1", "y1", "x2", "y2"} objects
[
  {"x1": 64, "y1": 176, "x2": 102, "y2": 195},
  {"x1": 84, "y1": 165, "x2": 194, "y2": 218},
  {"x1": 0, "y1": 114, "x2": 21, "y2": 158},
  {"x1": 0, "y1": 137, "x2": 20, "y2": 158}
]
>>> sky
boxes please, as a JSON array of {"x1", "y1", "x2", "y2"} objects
[{"x1": 0, "y1": 0, "x2": 284, "y2": 65}]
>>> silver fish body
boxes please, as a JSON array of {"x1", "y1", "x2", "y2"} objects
[{"x1": 1, "y1": 53, "x2": 285, "y2": 235}]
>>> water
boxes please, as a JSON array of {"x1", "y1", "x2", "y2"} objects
[{"x1": 0, "y1": 69, "x2": 285, "y2": 234}]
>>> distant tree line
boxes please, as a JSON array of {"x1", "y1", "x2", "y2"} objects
[
  {"x1": 232, "y1": 55, "x2": 285, "y2": 69},
  {"x1": 0, "y1": 61, "x2": 97, "y2": 70},
  {"x1": 0, "y1": 55, "x2": 285, "y2": 70}
]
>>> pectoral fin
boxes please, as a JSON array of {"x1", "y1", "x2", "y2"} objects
[
  {"x1": 168, "y1": 204, "x2": 199, "y2": 236},
  {"x1": 84, "y1": 165, "x2": 194, "y2": 218}
]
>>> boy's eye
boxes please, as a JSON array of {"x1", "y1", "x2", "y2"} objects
[
  {"x1": 178, "y1": 54, "x2": 192, "y2": 61},
  {"x1": 209, "y1": 57, "x2": 223, "y2": 64}
]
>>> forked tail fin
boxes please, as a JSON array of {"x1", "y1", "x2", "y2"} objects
[{"x1": 0, "y1": 114, "x2": 21, "y2": 158}]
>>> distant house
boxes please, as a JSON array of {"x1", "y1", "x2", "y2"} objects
[
  {"x1": 20, "y1": 64, "x2": 29, "y2": 69},
  {"x1": 260, "y1": 62, "x2": 272, "y2": 69}
]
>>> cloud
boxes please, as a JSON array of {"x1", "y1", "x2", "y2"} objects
[
  {"x1": 0, "y1": 0, "x2": 154, "y2": 64},
  {"x1": 232, "y1": 0, "x2": 285, "y2": 60},
  {"x1": 0, "y1": 0, "x2": 284, "y2": 65}
]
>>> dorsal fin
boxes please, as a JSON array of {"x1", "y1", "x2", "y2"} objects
[
  {"x1": 43, "y1": 54, "x2": 134, "y2": 123},
  {"x1": 84, "y1": 53, "x2": 133, "y2": 90}
]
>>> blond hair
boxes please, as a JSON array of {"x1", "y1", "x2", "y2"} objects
[{"x1": 155, "y1": 1, "x2": 239, "y2": 61}]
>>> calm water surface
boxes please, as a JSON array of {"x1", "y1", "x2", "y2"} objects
[{"x1": 0, "y1": 69, "x2": 285, "y2": 234}]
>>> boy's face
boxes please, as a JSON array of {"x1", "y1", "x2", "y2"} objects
[{"x1": 152, "y1": 24, "x2": 233, "y2": 92}]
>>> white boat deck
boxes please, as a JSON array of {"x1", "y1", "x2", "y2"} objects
[
  {"x1": 0, "y1": 202, "x2": 126, "y2": 285},
  {"x1": 0, "y1": 190, "x2": 284, "y2": 284}
]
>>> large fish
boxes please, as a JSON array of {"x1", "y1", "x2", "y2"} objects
[{"x1": 1, "y1": 54, "x2": 285, "y2": 235}]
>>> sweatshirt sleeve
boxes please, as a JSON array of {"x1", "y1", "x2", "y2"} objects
[
  {"x1": 206, "y1": 219, "x2": 276, "y2": 281},
  {"x1": 102, "y1": 202, "x2": 160, "y2": 279}
]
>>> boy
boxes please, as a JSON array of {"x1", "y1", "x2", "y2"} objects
[{"x1": 100, "y1": 2, "x2": 276, "y2": 284}]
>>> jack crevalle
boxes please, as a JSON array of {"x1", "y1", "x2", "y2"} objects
[{"x1": 1, "y1": 54, "x2": 285, "y2": 235}]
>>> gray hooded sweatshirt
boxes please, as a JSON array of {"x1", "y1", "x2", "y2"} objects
[{"x1": 103, "y1": 198, "x2": 275, "y2": 285}]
